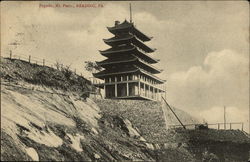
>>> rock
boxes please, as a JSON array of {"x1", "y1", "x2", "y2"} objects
[
  {"x1": 25, "y1": 147, "x2": 39, "y2": 161},
  {"x1": 108, "y1": 116, "x2": 141, "y2": 138},
  {"x1": 123, "y1": 119, "x2": 140, "y2": 138},
  {"x1": 145, "y1": 143, "x2": 154, "y2": 150},
  {"x1": 163, "y1": 143, "x2": 179, "y2": 149},
  {"x1": 94, "y1": 153, "x2": 100, "y2": 159},
  {"x1": 179, "y1": 142, "x2": 188, "y2": 149},
  {"x1": 139, "y1": 136, "x2": 147, "y2": 142},
  {"x1": 154, "y1": 144, "x2": 161, "y2": 150},
  {"x1": 91, "y1": 128, "x2": 98, "y2": 135}
]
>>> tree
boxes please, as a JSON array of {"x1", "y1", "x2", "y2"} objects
[{"x1": 84, "y1": 61, "x2": 102, "y2": 74}]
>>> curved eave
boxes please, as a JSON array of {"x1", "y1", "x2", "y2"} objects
[
  {"x1": 132, "y1": 37, "x2": 155, "y2": 53},
  {"x1": 99, "y1": 47, "x2": 159, "y2": 64},
  {"x1": 93, "y1": 69, "x2": 139, "y2": 79},
  {"x1": 96, "y1": 57, "x2": 137, "y2": 66},
  {"x1": 103, "y1": 34, "x2": 134, "y2": 43},
  {"x1": 134, "y1": 47, "x2": 159, "y2": 63},
  {"x1": 104, "y1": 36, "x2": 155, "y2": 53},
  {"x1": 132, "y1": 26, "x2": 152, "y2": 42},
  {"x1": 99, "y1": 47, "x2": 135, "y2": 55},
  {"x1": 137, "y1": 68, "x2": 165, "y2": 83},
  {"x1": 107, "y1": 25, "x2": 152, "y2": 42},
  {"x1": 107, "y1": 21, "x2": 133, "y2": 31},
  {"x1": 137, "y1": 59, "x2": 162, "y2": 74},
  {"x1": 97, "y1": 58, "x2": 162, "y2": 74}
]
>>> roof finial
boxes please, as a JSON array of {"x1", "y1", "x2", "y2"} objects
[{"x1": 129, "y1": 3, "x2": 132, "y2": 23}]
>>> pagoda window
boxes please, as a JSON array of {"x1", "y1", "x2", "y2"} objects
[
  {"x1": 128, "y1": 75, "x2": 133, "y2": 80},
  {"x1": 105, "y1": 78, "x2": 109, "y2": 83},
  {"x1": 125, "y1": 75, "x2": 128, "y2": 81},
  {"x1": 112, "y1": 76, "x2": 116, "y2": 82},
  {"x1": 117, "y1": 75, "x2": 121, "y2": 82}
]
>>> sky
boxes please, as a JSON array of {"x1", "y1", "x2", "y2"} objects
[{"x1": 1, "y1": 1, "x2": 249, "y2": 131}]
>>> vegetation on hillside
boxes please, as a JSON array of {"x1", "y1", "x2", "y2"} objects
[{"x1": 0, "y1": 57, "x2": 92, "y2": 95}]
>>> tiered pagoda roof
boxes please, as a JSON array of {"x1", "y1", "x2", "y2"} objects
[
  {"x1": 107, "y1": 20, "x2": 152, "y2": 42},
  {"x1": 99, "y1": 45, "x2": 159, "y2": 63},
  {"x1": 97, "y1": 55, "x2": 162, "y2": 74},
  {"x1": 103, "y1": 34, "x2": 156, "y2": 53},
  {"x1": 94, "y1": 19, "x2": 165, "y2": 84}
]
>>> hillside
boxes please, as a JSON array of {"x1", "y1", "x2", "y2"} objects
[
  {"x1": 0, "y1": 58, "x2": 195, "y2": 161},
  {"x1": 1, "y1": 57, "x2": 250, "y2": 161},
  {"x1": 0, "y1": 57, "x2": 92, "y2": 96}
]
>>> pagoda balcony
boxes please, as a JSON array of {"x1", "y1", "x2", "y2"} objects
[
  {"x1": 93, "y1": 74, "x2": 166, "y2": 92},
  {"x1": 93, "y1": 65, "x2": 165, "y2": 84},
  {"x1": 93, "y1": 72, "x2": 166, "y2": 101}
]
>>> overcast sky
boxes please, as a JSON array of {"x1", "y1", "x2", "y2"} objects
[{"x1": 1, "y1": 1, "x2": 249, "y2": 131}]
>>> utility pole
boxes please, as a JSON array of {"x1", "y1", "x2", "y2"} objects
[
  {"x1": 224, "y1": 106, "x2": 226, "y2": 130},
  {"x1": 9, "y1": 50, "x2": 12, "y2": 59}
]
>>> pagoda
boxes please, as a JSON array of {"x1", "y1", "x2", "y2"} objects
[{"x1": 93, "y1": 15, "x2": 166, "y2": 101}]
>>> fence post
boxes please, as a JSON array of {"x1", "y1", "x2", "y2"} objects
[
  {"x1": 229, "y1": 123, "x2": 232, "y2": 130},
  {"x1": 29, "y1": 55, "x2": 31, "y2": 63},
  {"x1": 43, "y1": 59, "x2": 45, "y2": 66},
  {"x1": 10, "y1": 50, "x2": 12, "y2": 59},
  {"x1": 242, "y1": 123, "x2": 244, "y2": 131},
  {"x1": 217, "y1": 123, "x2": 220, "y2": 130}
]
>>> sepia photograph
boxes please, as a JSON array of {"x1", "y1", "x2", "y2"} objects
[{"x1": 1, "y1": 1, "x2": 249, "y2": 161}]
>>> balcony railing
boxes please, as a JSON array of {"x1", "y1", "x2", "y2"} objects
[
  {"x1": 90, "y1": 77, "x2": 104, "y2": 85},
  {"x1": 92, "y1": 74, "x2": 166, "y2": 92}
]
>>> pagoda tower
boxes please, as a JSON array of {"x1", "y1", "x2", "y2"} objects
[{"x1": 93, "y1": 19, "x2": 166, "y2": 101}]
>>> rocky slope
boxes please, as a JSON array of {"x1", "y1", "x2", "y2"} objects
[
  {"x1": 1, "y1": 57, "x2": 250, "y2": 161},
  {"x1": 1, "y1": 82, "x2": 155, "y2": 161},
  {"x1": 0, "y1": 58, "x2": 195, "y2": 161}
]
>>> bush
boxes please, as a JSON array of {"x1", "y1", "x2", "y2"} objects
[{"x1": 60, "y1": 65, "x2": 73, "y2": 79}]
